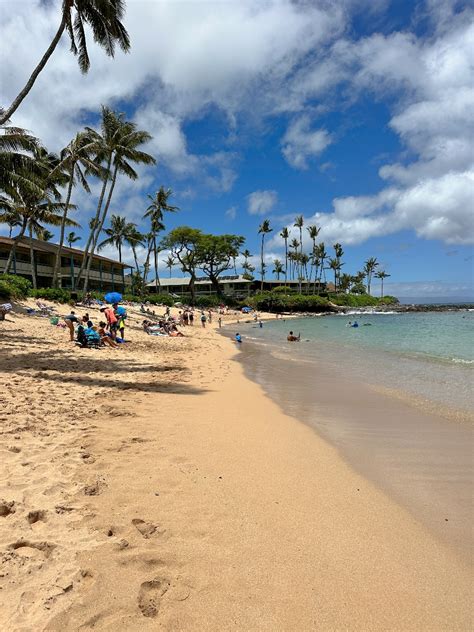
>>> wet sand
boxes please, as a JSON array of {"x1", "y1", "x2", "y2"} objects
[{"x1": 234, "y1": 334, "x2": 474, "y2": 562}]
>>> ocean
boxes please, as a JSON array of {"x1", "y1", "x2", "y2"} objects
[{"x1": 227, "y1": 310, "x2": 474, "y2": 557}]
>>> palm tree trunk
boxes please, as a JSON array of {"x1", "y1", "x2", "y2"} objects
[
  {"x1": 75, "y1": 155, "x2": 112, "y2": 288},
  {"x1": 3, "y1": 219, "x2": 27, "y2": 273},
  {"x1": 131, "y1": 245, "x2": 140, "y2": 274},
  {"x1": 153, "y1": 235, "x2": 159, "y2": 291},
  {"x1": 83, "y1": 163, "x2": 118, "y2": 293},
  {"x1": 284, "y1": 241, "x2": 288, "y2": 286},
  {"x1": 380, "y1": 279, "x2": 384, "y2": 297},
  {"x1": 260, "y1": 235, "x2": 264, "y2": 291},
  {"x1": 52, "y1": 166, "x2": 74, "y2": 288},
  {"x1": 299, "y1": 228, "x2": 303, "y2": 293},
  {"x1": 0, "y1": 16, "x2": 67, "y2": 125},
  {"x1": 28, "y1": 224, "x2": 37, "y2": 290}
]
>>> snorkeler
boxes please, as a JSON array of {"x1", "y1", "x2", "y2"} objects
[{"x1": 287, "y1": 331, "x2": 300, "y2": 341}]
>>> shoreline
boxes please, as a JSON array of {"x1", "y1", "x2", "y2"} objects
[{"x1": 1, "y1": 302, "x2": 472, "y2": 630}]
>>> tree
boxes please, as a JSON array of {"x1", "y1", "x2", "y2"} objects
[
  {"x1": 50, "y1": 132, "x2": 101, "y2": 287},
  {"x1": 279, "y1": 227, "x2": 290, "y2": 285},
  {"x1": 161, "y1": 227, "x2": 202, "y2": 303},
  {"x1": 294, "y1": 215, "x2": 304, "y2": 292},
  {"x1": 328, "y1": 257, "x2": 343, "y2": 292},
  {"x1": 66, "y1": 231, "x2": 81, "y2": 249},
  {"x1": 37, "y1": 229, "x2": 54, "y2": 242},
  {"x1": 272, "y1": 259, "x2": 284, "y2": 282},
  {"x1": 144, "y1": 186, "x2": 179, "y2": 291},
  {"x1": 124, "y1": 225, "x2": 144, "y2": 274},
  {"x1": 0, "y1": 0, "x2": 130, "y2": 125},
  {"x1": 0, "y1": 123, "x2": 43, "y2": 203},
  {"x1": 165, "y1": 254, "x2": 175, "y2": 277},
  {"x1": 338, "y1": 273, "x2": 352, "y2": 293},
  {"x1": 78, "y1": 108, "x2": 155, "y2": 293},
  {"x1": 2, "y1": 208, "x2": 22, "y2": 237},
  {"x1": 258, "y1": 219, "x2": 272, "y2": 290},
  {"x1": 300, "y1": 253, "x2": 310, "y2": 291},
  {"x1": 364, "y1": 257, "x2": 379, "y2": 295},
  {"x1": 289, "y1": 238, "x2": 300, "y2": 280},
  {"x1": 306, "y1": 224, "x2": 320, "y2": 287},
  {"x1": 197, "y1": 234, "x2": 245, "y2": 296},
  {"x1": 98, "y1": 214, "x2": 130, "y2": 262},
  {"x1": 375, "y1": 270, "x2": 390, "y2": 297}
]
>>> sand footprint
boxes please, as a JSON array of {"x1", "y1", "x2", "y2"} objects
[
  {"x1": 138, "y1": 577, "x2": 170, "y2": 618},
  {"x1": 132, "y1": 518, "x2": 157, "y2": 539}
]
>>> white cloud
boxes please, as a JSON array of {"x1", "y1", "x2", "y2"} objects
[
  {"x1": 281, "y1": 116, "x2": 332, "y2": 169},
  {"x1": 225, "y1": 206, "x2": 237, "y2": 220},
  {"x1": 247, "y1": 190, "x2": 278, "y2": 216}
]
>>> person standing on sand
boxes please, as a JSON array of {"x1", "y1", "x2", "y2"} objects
[
  {"x1": 100, "y1": 305, "x2": 118, "y2": 340},
  {"x1": 63, "y1": 310, "x2": 79, "y2": 341},
  {"x1": 200, "y1": 311, "x2": 207, "y2": 328},
  {"x1": 208, "y1": 309, "x2": 212, "y2": 324},
  {"x1": 218, "y1": 316, "x2": 222, "y2": 328},
  {"x1": 189, "y1": 311, "x2": 194, "y2": 326}
]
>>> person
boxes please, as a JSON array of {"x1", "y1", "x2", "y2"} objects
[
  {"x1": 183, "y1": 311, "x2": 189, "y2": 326},
  {"x1": 189, "y1": 311, "x2": 194, "y2": 326},
  {"x1": 259, "y1": 321, "x2": 263, "y2": 328},
  {"x1": 63, "y1": 310, "x2": 79, "y2": 341},
  {"x1": 352, "y1": 321, "x2": 359, "y2": 328},
  {"x1": 84, "y1": 320, "x2": 101, "y2": 345},
  {"x1": 200, "y1": 311, "x2": 207, "y2": 328},
  {"x1": 208, "y1": 309, "x2": 212, "y2": 324},
  {"x1": 218, "y1": 316, "x2": 222, "y2": 329},
  {"x1": 346, "y1": 321, "x2": 352, "y2": 327},
  {"x1": 81, "y1": 313, "x2": 90, "y2": 324},
  {"x1": 165, "y1": 305, "x2": 170, "y2": 317},
  {"x1": 287, "y1": 331, "x2": 300, "y2": 342},
  {"x1": 235, "y1": 333, "x2": 242, "y2": 344},
  {"x1": 100, "y1": 305, "x2": 118, "y2": 340},
  {"x1": 98, "y1": 321, "x2": 118, "y2": 347}
]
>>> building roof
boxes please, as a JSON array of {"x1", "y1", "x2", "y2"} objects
[
  {"x1": 147, "y1": 274, "x2": 252, "y2": 287},
  {"x1": 0, "y1": 236, "x2": 132, "y2": 268}
]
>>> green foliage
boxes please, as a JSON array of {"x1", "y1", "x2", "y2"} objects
[
  {"x1": 271, "y1": 285, "x2": 297, "y2": 294},
  {"x1": 0, "y1": 274, "x2": 32, "y2": 299},
  {"x1": 194, "y1": 295, "x2": 222, "y2": 308},
  {"x1": 144, "y1": 293, "x2": 174, "y2": 307},
  {"x1": 246, "y1": 291, "x2": 332, "y2": 313},
  {"x1": 329, "y1": 293, "x2": 379, "y2": 307},
  {"x1": 30, "y1": 287, "x2": 72, "y2": 303},
  {"x1": 350, "y1": 281, "x2": 367, "y2": 294},
  {"x1": 378, "y1": 295, "x2": 399, "y2": 305}
]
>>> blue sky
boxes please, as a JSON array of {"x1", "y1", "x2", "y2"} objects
[{"x1": 1, "y1": 0, "x2": 473, "y2": 298}]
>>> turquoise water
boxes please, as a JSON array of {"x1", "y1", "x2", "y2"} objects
[
  {"x1": 278, "y1": 311, "x2": 474, "y2": 365},
  {"x1": 238, "y1": 310, "x2": 474, "y2": 412}
]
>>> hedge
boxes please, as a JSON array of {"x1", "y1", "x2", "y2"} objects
[{"x1": 0, "y1": 274, "x2": 32, "y2": 299}]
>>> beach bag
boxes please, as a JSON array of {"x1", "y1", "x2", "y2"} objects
[{"x1": 50, "y1": 316, "x2": 59, "y2": 325}]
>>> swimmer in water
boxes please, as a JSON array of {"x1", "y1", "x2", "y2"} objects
[
  {"x1": 287, "y1": 330, "x2": 300, "y2": 342},
  {"x1": 235, "y1": 333, "x2": 242, "y2": 343}
]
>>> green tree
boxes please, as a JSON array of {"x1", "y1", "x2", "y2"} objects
[
  {"x1": 66, "y1": 231, "x2": 81, "y2": 249},
  {"x1": 161, "y1": 227, "x2": 203, "y2": 303},
  {"x1": 143, "y1": 186, "x2": 179, "y2": 291},
  {"x1": 289, "y1": 238, "x2": 300, "y2": 281},
  {"x1": 197, "y1": 233, "x2": 245, "y2": 296},
  {"x1": 51, "y1": 131, "x2": 100, "y2": 287},
  {"x1": 258, "y1": 219, "x2": 272, "y2": 290},
  {"x1": 328, "y1": 257, "x2": 343, "y2": 293},
  {"x1": 364, "y1": 257, "x2": 379, "y2": 295},
  {"x1": 294, "y1": 215, "x2": 304, "y2": 292},
  {"x1": 279, "y1": 227, "x2": 290, "y2": 285},
  {"x1": 37, "y1": 228, "x2": 54, "y2": 241},
  {"x1": 0, "y1": 0, "x2": 130, "y2": 125},
  {"x1": 0, "y1": 123, "x2": 43, "y2": 204},
  {"x1": 272, "y1": 259, "x2": 284, "y2": 282},
  {"x1": 98, "y1": 214, "x2": 130, "y2": 262},
  {"x1": 78, "y1": 108, "x2": 155, "y2": 292},
  {"x1": 165, "y1": 254, "x2": 175, "y2": 277},
  {"x1": 124, "y1": 224, "x2": 144, "y2": 274},
  {"x1": 2, "y1": 208, "x2": 22, "y2": 237},
  {"x1": 306, "y1": 224, "x2": 320, "y2": 288},
  {"x1": 375, "y1": 269, "x2": 390, "y2": 296}
]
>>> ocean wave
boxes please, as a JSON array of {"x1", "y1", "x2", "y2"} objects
[
  {"x1": 340, "y1": 310, "x2": 400, "y2": 315},
  {"x1": 451, "y1": 358, "x2": 474, "y2": 364}
]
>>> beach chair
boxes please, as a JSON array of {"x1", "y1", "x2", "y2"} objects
[
  {"x1": 36, "y1": 301, "x2": 55, "y2": 316},
  {"x1": 0, "y1": 303, "x2": 12, "y2": 321}
]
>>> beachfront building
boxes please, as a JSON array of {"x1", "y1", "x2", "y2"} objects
[
  {"x1": 148, "y1": 275, "x2": 326, "y2": 298},
  {"x1": 0, "y1": 236, "x2": 132, "y2": 292}
]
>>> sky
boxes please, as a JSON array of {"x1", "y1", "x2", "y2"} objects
[{"x1": 1, "y1": 0, "x2": 473, "y2": 299}]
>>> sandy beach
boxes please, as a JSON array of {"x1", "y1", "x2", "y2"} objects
[{"x1": 0, "y1": 301, "x2": 472, "y2": 631}]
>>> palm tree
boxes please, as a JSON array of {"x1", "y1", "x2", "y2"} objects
[
  {"x1": 143, "y1": 186, "x2": 178, "y2": 291},
  {"x1": 300, "y1": 253, "x2": 310, "y2": 292},
  {"x1": 306, "y1": 224, "x2": 320, "y2": 289},
  {"x1": 339, "y1": 273, "x2": 352, "y2": 294},
  {"x1": 258, "y1": 219, "x2": 272, "y2": 290},
  {"x1": 124, "y1": 225, "x2": 144, "y2": 274},
  {"x1": 0, "y1": 1, "x2": 130, "y2": 125},
  {"x1": 2, "y1": 208, "x2": 22, "y2": 237},
  {"x1": 165, "y1": 254, "x2": 175, "y2": 278},
  {"x1": 66, "y1": 231, "x2": 81, "y2": 249},
  {"x1": 328, "y1": 257, "x2": 343, "y2": 293},
  {"x1": 0, "y1": 123, "x2": 42, "y2": 202},
  {"x1": 279, "y1": 227, "x2": 289, "y2": 285},
  {"x1": 98, "y1": 214, "x2": 129, "y2": 262},
  {"x1": 364, "y1": 257, "x2": 379, "y2": 295},
  {"x1": 294, "y1": 215, "x2": 304, "y2": 292},
  {"x1": 51, "y1": 132, "x2": 101, "y2": 287},
  {"x1": 375, "y1": 270, "x2": 390, "y2": 297},
  {"x1": 289, "y1": 238, "x2": 300, "y2": 281},
  {"x1": 37, "y1": 228, "x2": 54, "y2": 241},
  {"x1": 272, "y1": 259, "x2": 284, "y2": 282},
  {"x1": 78, "y1": 108, "x2": 155, "y2": 293}
]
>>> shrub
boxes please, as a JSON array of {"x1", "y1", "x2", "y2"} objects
[
  {"x1": 0, "y1": 274, "x2": 32, "y2": 299},
  {"x1": 379, "y1": 295, "x2": 399, "y2": 305},
  {"x1": 144, "y1": 293, "x2": 174, "y2": 307},
  {"x1": 194, "y1": 295, "x2": 222, "y2": 308},
  {"x1": 247, "y1": 291, "x2": 332, "y2": 313},
  {"x1": 122, "y1": 293, "x2": 142, "y2": 303},
  {"x1": 30, "y1": 288, "x2": 72, "y2": 303},
  {"x1": 329, "y1": 293, "x2": 379, "y2": 307}
]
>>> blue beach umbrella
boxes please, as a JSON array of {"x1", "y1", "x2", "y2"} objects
[{"x1": 104, "y1": 291, "x2": 122, "y2": 304}]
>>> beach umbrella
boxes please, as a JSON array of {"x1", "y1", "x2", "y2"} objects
[{"x1": 104, "y1": 291, "x2": 122, "y2": 304}]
